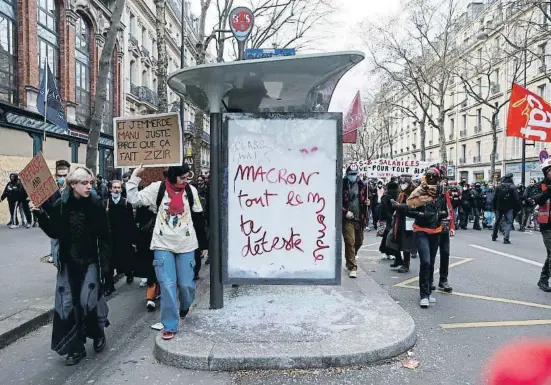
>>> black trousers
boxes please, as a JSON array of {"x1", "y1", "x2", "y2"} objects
[
  {"x1": 439, "y1": 231, "x2": 450, "y2": 283},
  {"x1": 372, "y1": 204, "x2": 379, "y2": 228},
  {"x1": 473, "y1": 208, "x2": 481, "y2": 229},
  {"x1": 459, "y1": 207, "x2": 470, "y2": 229},
  {"x1": 416, "y1": 232, "x2": 440, "y2": 299}
]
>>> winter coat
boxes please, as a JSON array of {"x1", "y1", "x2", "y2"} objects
[
  {"x1": 342, "y1": 178, "x2": 368, "y2": 228},
  {"x1": 387, "y1": 189, "x2": 415, "y2": 253},
  {"x1": 105, "y1": 197, "x2": 136, "y2": 273},
  {"x1": 471, "y1": 188, "x2": 485, "y2": 210},
  {"x1": 493, "y1": 177, "x2": 521, "y2": 213},
  {"x1": 524, "y1": 185, "x2": 539, "y2": 207},
  {"x1": 406, "y1": 185, "x2": 448, "y2": 233},
  {"x1": 484, "y1": 189, "x2": 495, "y2": 211},
  {"x1": 35, "y1": 191, "x2": 111, "y2": 280},
  {"x1": 1, "y1": 174, "x2": 26, "y2": 203}
]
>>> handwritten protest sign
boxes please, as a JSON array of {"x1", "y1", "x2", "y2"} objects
[
  {"x1": 18, "y1": 152, "x2": 58, "y2": 207},
  {"x1": 224, "y1": 114, "x2": 341, "y2": 284},
  {"x1": 343, "y1": 159, "x2": 435, "y2": 180},
  {"x1": 114, "y1": 113, "x2": 183, "y2": 168},
  {"x1": 140, "y1": 167, "x2": 166, "y2": 185}
]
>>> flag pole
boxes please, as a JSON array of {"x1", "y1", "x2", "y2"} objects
[{"x1": 43, "y1": 59, "x2": 48, "y2": 142}]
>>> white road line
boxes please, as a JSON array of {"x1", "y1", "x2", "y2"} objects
[
  {"x1": 362, "y1": 242, "x2": 380, "y2": 247},
  {"x1": 469, "y1": 244, "x2": 543, "y2": 267}
]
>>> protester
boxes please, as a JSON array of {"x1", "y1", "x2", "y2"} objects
[
  {"x1": 379, "y1": 178, "x2": 400, "y2": 262},
  {"x1": 96, "y1": 175, "x2": 109, "y2": 200},
  {"x1": 371, "y1": 180, "x2": 384, "y2": 229},
  {"x1": 1, "y1": 173, "x2": 27, "y2": 228},
  {"x1": 121, "y1": 171, "x2": 131, "y2": 199},
  {"x1": 436, "y1": 168, "x2": 455, "y2": 293},
  {"x1": 492, "y1": 173, "x2": 520, "y2": 244},
  {"x1": 458, "y1": 181, "x2": 472, "y2": 230},
  {"x1": 471, "y1": 182, "x2": 484, "y2": 231},
  {"x1": 30, "y1": 167, "x2": 111, "y2": 366},
  {"x1": 522, "y1": 179, "x2": 538, "y2": 231},
  {"x1": 192, "y1": 175, "x2": 210, "y2": 279},
  {"x1": 341, "y1": 164, "x2": 368, "y2": 278},
  {"x1": 388, "y1": 174, "x2": 416, "y2": 273},
  {"x1": 483, "y1": 183, "x2": 496, "y2": 229},
  {"x1": 104, "y1": 180, "x2": 136, "y2": 296},
  {"x1": 406, "y1": 167, "x2": 448, "y2": 308},
  {"x1": 126, "y1": 164, "x2": 208, "y2": 340},
  {"x1": 534, "y1": 160, "x2": 551, "y2": 292}
]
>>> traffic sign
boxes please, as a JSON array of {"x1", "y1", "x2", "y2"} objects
[
  {"x1": 229, "y1": 7, "x2": 254, "y2": 42},
  {"x1": 244, "y1": 48, "x2": 296, "y2": 60},
  {"x1": 540, "y1": 149, "x2": 549, "y2": 163}
]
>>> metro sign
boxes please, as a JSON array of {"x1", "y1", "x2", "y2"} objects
[{"x1": 229, "y1": 7, "x2": 254, "y2": 42}]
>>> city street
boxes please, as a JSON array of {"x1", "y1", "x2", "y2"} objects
[{"x1": 1, "y1": 227, "x2": 550, "y2": 384}]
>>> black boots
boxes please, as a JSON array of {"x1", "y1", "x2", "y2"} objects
[
  {"x1": 538, "y1": 280, "x2": 551, "y2": 292},
  {"x1": 66, "y1": 350, "x2": 86, "y2": 366},
  {"x1": 438, "y1": 281, "x2": 453, "y2": 293},
  {"x1": 93, "y1": 335, "x2": 107, "y2": 353}
]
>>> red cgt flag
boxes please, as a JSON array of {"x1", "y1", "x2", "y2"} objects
[
  {"x1": 507, "y1": 83, "x2": 551, "y2": 142},
  {"x1": 343, "y1": 91, "x2": 363, "y2": 143}
]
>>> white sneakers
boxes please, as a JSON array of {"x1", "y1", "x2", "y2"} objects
[
  {"x1": 420, "y1": 296, "x2": 437, "y2": 308},
  {"x1": 349, "y1": 270, "x2": 357, "y2": 278},
  {"x1": 139, "y1": 278, "x2": 148, "y2": 287}
]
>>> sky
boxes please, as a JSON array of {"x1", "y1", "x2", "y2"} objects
[{"x1": 188, "y1": 0, "x2": 401, "y2": 112}]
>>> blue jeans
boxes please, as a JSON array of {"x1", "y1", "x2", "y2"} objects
[
  {"x1": 153, "y1": 250, "x2": 196, "y2": 333},
  {"x1": 492, "y1": 209, "x2": 514, "y2": 240},
  {"x1": 415, "y1": 232, "x2": 440, "y2": 299}
]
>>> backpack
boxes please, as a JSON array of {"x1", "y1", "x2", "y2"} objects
[{"x1": 497, "y1": 183, "x2": 512, "y2": 204}]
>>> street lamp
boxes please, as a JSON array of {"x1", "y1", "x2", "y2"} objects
[
  {"x1": 179, "y1": 0, "x2": 186, "y2": 128},
  {"x1": 477, "y1": 27, "x2": 529, "y2": 185}
]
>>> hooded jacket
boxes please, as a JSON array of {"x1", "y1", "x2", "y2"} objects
[
  {"x1": 1, "y1": 174, "x2": 26, "y2": 202},
  {"x1": 342, "y1": 177, "x2": 368, "y2": 228}
]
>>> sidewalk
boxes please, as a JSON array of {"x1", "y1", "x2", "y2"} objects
[
  {"x1": 154, "y1": 264, "x2": 416, "y2": 371},
  {"x1": 0, "y1": 226, "x2": 54, "y2": 348}
]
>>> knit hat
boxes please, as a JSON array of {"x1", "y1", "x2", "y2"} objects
[
  {"x1": 484, "y1": 339, "x2": 551, "y2": 385},
  {"x1": 346, "y1": 163, "x2": 359, "y2": 175}
]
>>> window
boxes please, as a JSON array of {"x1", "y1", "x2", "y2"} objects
[
  {"x1": 129, "y1": 60, "x2": 136, "y2": 85},
  {"x1": 477, "y1": 48, "x2": 482, "y2": 65},
  {"x1": 429, "y1": 151, "x2": 432, "y2": 161},
  {"x1": 37, "y1": 0, "x2": 59, "y2": 80},
  {"x1": 450, "y1": 118, "x2": 454, "y2": 135},
  {"x1": 477, "y1": 109, "x2": 482, "y2": 128},
  {"x1": 450, "y1": 147, "x2": 454, "y2": 161},
  {"x1": 141, "y1": 27, "x2": 147, "y2": 47},
  {"x1": 129, "y1": 13, "x2": 135, "y2": 36},
  {"x1": 493, "y1": 69, "x2": 500, "y2": 86},
  {"x1": 539, "y1": 43, "x2": 547, "y2": 68},
  {"x1": 142, "y1": 69, "x2": 147, "y2": 87},
  {"x1": 101, "y1": 67, "x2": 114, "y2": 134},
  {"x1": 70, "y1": 142, "x2": 79, "y2": 162},
  {"x1": 476, "y1": 141, "x2": 481, "y2": 158},
  {"x1": 0, "y1": 0, "x2": 17, "y2": 103},
  {"x1": 462, "y1": 144, "x2": 466, "y2": 160},
  {"x1": 75, "y1": 15, "x2": 91, "y2": 127},
  {"x1": 462, "y1": 114, "x2": 467, "y2": 130},
  {"x1": 477, "y1": 78, "x2": 482, "y2": 97},
  {"x1": 538, "y1": 84, "x2": 546, "y2": 99}
]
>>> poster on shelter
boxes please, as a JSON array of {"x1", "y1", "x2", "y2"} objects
[
  {"x1": 18, "y1": 152, "x2": 58, "y2": 207},
  {"x1": 114, "y1": 113, "x2": 183, "y2": 168},
  {"x1": 223, "y1": 113, "x2": 342, "y2": 285}
]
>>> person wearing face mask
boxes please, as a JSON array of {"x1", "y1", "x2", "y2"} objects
[
  {"x1": 370, "y1": 180, "x2": 384, "y2": 229},
  {"x1": 492, "y1": 173, "x2": 520, "y2": 244},
  {"x1": 435, "y1": 166, "x2": 455, "y2": 293},
  {"x1": 103, "y1": 180, "x2": 137, "y2": 296},
  {"x1": 388, "y1": 175, "x2": 416, "y2": 273},
  {"x1": 483, "y1": 183, "x2": 496, "y2": 229},
  {"x1": 458, "y1": 181, "x2": 473, "y2": 230},
  {"x1": 522, "y1": 179, "x2": 538, "y2": 231},
  {"x1": 378, "y1": 178, "x2": 400, "y2": 261},
  {"x1": 342, "y1": 165, "x2": 369, "y2": 278},
  {"x1": 471, "y1": 183, "x2": 484, "y2": 231}
]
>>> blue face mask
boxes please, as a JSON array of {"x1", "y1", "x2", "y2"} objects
[
  {"x1": 57, "y1": 177, "x2": 65, "y2": 185},
  {"x1": 347, "y1": 175, "x2": 357, "y2": 183},
  {"x1": 111, "y1": 193, "x2": 121, "y2": 199}
]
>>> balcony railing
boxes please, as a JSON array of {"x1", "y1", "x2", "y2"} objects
[
  {"x1": 129, "y1": 34, "x2": 139, "y2": 47},
  {"x1": 141, "y1": 45, "x2": 150, "y2": 57},
  {"x1": 491, "y1": 84, "x2": 500, "y2": 94},
  {"x1": 459, "y1": 158, "x2": 466, "y2": 165},
  {"x1": 473, "y1": 155, "x2": 481, "y2": 163},
  {"x1": 449, "y1": 133, "x2": 454, "y2": 140},
  {"x1": 202, "y1": 131, "x2": 210, "y2": 143},
  {"x1": 474, "y1": 125, "x2": 482, "y2": 133},
  {"x1": 460, "y1": 129, "x2": 467, "y2": 137},
  {"x1": 130, "y1": 82, "x2": 139, "y2": 97},
  {"x1": 138, "y1": 86, "x2": 158, "y2": 106}
]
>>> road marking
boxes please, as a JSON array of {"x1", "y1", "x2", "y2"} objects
[
  {"x1": 440, "y1": 319, "x2": 551, "y2": 329},
  {"x1": 469, "y1": 244, "x2": 543, "y2": 267},
  {"x1": 361, "y1": 242, "x2": 380, "y2": 248},
  {"x1": 394, "y1": 257, "x2": 474, "y2": 287}
]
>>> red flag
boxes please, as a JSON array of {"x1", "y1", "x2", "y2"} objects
[
  {"x1": 343, "y1": 91, "x2": 363, "y2": 143},
  {"x1": 507, "y1": 83, "x2": 551, "y2": 142}
]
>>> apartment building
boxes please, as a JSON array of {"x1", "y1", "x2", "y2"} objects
[
  {"x1": 373, "y1": 0, "x2": 551, "y2": 184},
  {"x1": 0, "y1": 0, "x2": 210, "y2": 222}
]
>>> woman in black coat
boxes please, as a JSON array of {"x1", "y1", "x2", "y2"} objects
[
  {"x1": 31, "y1": 167, "x2": 111, "y2": 366},
  {"x1": 378, "y1": 179, "x2": 400, "y2": 260}
]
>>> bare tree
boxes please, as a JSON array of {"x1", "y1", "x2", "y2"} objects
[
  {"x1": 86, "y1": 0, "x2": 126, "y2": 173},
  {"x1": 456, "y1": 18, "x2": 536, "y2": 178},
  {"x1": 155, "y1": 0, "x2": 168, "y2": 113}
]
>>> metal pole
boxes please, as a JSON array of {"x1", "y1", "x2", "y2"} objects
[
  {"x1": 209, "y1": 112, "x2": 223, "y2": 309},
  {"x1": 179, "y1": 0, "x2": 186, "y2": 127},
  {"x1": 521, "y1": 48, "x2": 527, "y2": 186}
]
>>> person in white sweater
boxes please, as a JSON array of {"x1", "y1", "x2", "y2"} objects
[{"x1": 126, "y1": 164, "x2": 208, "y2": 340}]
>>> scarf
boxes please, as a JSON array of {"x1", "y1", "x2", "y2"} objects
[
  {"x1": 406, "y1": 184, "x2": 437, "y2": 209},
  {"x1": 165, "y1": 179, "x2": 187, "y2": 215}
]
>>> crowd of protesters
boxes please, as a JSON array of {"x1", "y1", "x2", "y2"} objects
[{"x1": 0, "y1": 159, "x2": 211, "y2": 366}]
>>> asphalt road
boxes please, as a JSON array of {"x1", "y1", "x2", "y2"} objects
[{"x1": 2, "y1": 227, "x2": 551, "y2": 385}]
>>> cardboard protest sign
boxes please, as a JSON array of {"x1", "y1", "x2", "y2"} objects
[
  {"x1": 139, "y1": 167, "x2": 166, "y2": 186},
  {"x1": 343, "y1": 159, "x2": 434, "y2": 180},
  {"x1": 18, "y1": 152, "x2": 58, "y2": 207},
  {"x1": 114, "y1": 113, "x2": 183, "y2": 168}
]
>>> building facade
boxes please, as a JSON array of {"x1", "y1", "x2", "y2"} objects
[
  {"x1": 370, "y1": 0, "x2": 551, "y2": 184},
  {"x1": 0, "y1": 0, "x2": 211, "y2": 223}
]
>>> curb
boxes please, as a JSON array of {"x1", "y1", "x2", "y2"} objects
[
  {"x1": 0, "y1": 273, "x2": 126, "y2": 350},
  {"x1": 153, "y1": 266, "x2": 417, "y2": 371}
]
